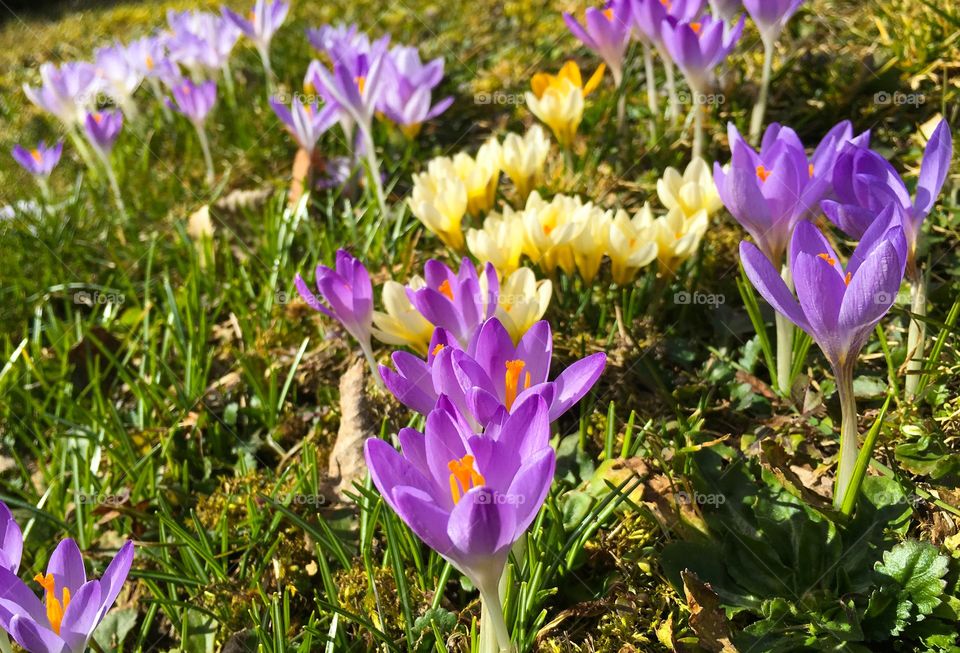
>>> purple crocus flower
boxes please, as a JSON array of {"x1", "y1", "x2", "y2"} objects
[
  {"x1": 631, "y1": 0, "x2": 705, "y2": 48},
  {"x1": 405, "y1": 259, "x2": 499, "y2": 347},
  {"x1": 83, "y1": 110, "x2": 123, "y2": 156},
  {"x1": 0, "y1": 538, "x2": 134, "y2": 653},
  {"x1": 168, "y1": 79, "x2": 217, "y2": 125},
  {"x1": 295, "y1": 250, "x2": 380, "y2": 379},
  {"x1": 166, "y1": 10, "x2": 241, "y2": 74},
  {"x1": 563, "y1": 0, "x2": 632, "y2": 87},
  {"x1": 377, "y1": 46, "x2": 453, "y2": 139},
  {"x1": 12, "y1": 141, "x2": 63, "y2": 178},
  {"x1": 94, "y1": 44, "x2": 143, "y2": 116},
  {"x1": 306, "y1": 23, "x2": 390, "y2": 68},
  {"x1": 381, "y1": 318, "x2": 606, "y2": 427},
  {"x1": 270, "y1": 96, "x2": 338, "y2": 154},
  {"x1": 223, "y1": 0, "x2": 290, "y2": 54},
  {"x1": 0, "y1": 501, "x2": 22, "y2": 572},
  {"x1": 364, "y1": 395, "x2": 555, "y2": 646},
  {"x1": 306, "y1": 53, "x2": 385, "y2": 134},
  {"x1": 741, "y1": 211, "x2": 907, "y2": 377},
  {"x1": 660, "y1": 13, "x2": 744, "y2": 93},
  {"x1": 126, "y1": 35, "x2": 179, "y2": 83},
  {"x1": 823, "y1": 120, "x2": 952, "y2": 267},
  {"x1": 23, "y1": 62, "x2": 100, "y2": 126},
  {"x1": 743, "y1": 0, "x2": 804, "y2": 43},
  {"x1": 741, "y1": 210, "x2": 906, "y2": 506},
  {"x1": 714, "y1": 121, "x2": 865, "y2": 267}
]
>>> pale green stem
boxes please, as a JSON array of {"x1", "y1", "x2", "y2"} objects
[
  {"x1": 195, "y1": 122, "x2": 215, "y2": 186},
  {"x1": 68, "y1": 127, "x2": 99, "y2": 179},
  {"x1": 663, "y1": 58, "x2": 679, "y2": 122},
  {"x1": 642, "y1": 42, "x2": 659, "y2": 116},
  {"x1": 479, "y1": 586, "x2": 514, "y2": 653},
  {"x1": 95, "y1": 147, "x2": 127, "y2": 221},
  {"x1": 258, "y1": 45, "x2": 276, "y2": 97},
  {"x1": 775, "y1": 265, "x2": 795, "y2": 395},
  {"x1": 833, "y1": 363, "x2": 858, "y2": 509},
  {"x1": 749, "y1": 37, "x2": 775, "y2": 145},
  {"x1": 0, "y1": 631, "x2": 12, "y2": 653},
  {"x1": 692, "y1": 95, "x2": 706, "y2": 160},
  {"x1": 360, "y1": 340, "x2": 384, "y2": 390},
  {"x1": 222, "y1": 60, "x2": 237, "y2": 107},
  {"x1": 149, "y1": 78, "x2": 173, "y2": 121},
  {"x1": 36, "y1": 177, "x2": 51, "y2": 206},
  {"x1": 905, "y1": 271, "x2": 927, "y2": 399},
  {"x1": 361, "y1": 127, "x2": 389, "y2": 221}
]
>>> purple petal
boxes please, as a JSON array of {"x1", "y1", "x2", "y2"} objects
[
  {"x1": 47, "y1": 539, "x2": 87, "y2": 595},
  {"x1": 550, "y1": 353, "x2": 606, "y2": 420},
  {"x1": 914, "y1": 119, "x2": 952, "y2": 218},
  {"x1": 59, "y1": 580, "x2": 101, "y2": 652},
  {"x1": 739, "y1": 241, "x2": 809, "y2": 331},
  {"x1": 447, "y1": 488, "x2": 516, "y2": 560},
  {"x1": 9, "y1": 615, "x2": 67, "y2": 653}
]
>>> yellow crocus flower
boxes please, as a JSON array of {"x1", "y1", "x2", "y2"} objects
[
  {"x1": 525, "y1": 61, "x2": 605, "y2": 148},
  {"x1": 453, "y1": 136, "x2": 502, "y2": 216},
  {"x1": 607, "y1": 205, "x2": 659, "y2": 285},
  {"x1": 570, "y1": 205, "x2": 613, "y2": 283},
  {"x1": 408, "y1": 157, "x2": 468, "y2": 250},
  {"x1": 371, "y1": 277, "x2": 434, "y2": 355},
  {"x1": 656, "y1": 157, "x2": 723, "y2": 218},
  {"x1": 644, "y1": 207, "x2": 709, "y2": 276},
  {"x1": 466, "y1": 208, "x2": 526, "y2": 277},
  {"x1": 501, "y1": 125, "x2": 551, "y2": 202},
  {"x1": 496, "y1": 267, "x2": 553, "y2": 343},
  {"x1": 520, "y1": 191, "x2": 588, "y2": 276}
]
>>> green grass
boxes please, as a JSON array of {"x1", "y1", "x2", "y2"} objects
[{"x1": 1, "y1": 0, "x2": 959, "y2": 651}]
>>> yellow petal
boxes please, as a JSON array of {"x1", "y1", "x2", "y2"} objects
[
  {"x1": 531, "y1": 73, "x2": 552, "y2": 98},
  {"x1": 558, "y1": 60, "x2": 582, "y2": 88},
  {"x1": 583, "y1": 63, "x2": 606, "y2": 96}
]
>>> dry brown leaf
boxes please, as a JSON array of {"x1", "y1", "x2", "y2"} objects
[
  {"x1": 681, "y1": 570, "x2": 738, "y2": 653},
  {"x1": 329, "y1": 359, "x2": 376, "y2": 498}
]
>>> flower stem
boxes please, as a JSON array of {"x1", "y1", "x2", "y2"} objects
[
  {"x1": 905, "y1": 271, "x2": 927, "y2": 399},
  {"x1": 642, "y1": 42, "x2": 659, "y2": 117},
  {"x1": 775, "y1": 265, "x2": 794, "y2": 395},
  {"x1": 361, "y1": 128, "x2": 390, "y2": 221},
  {"x1": 95, "y1": 148, "x2": 127, "y2": 221},
  {"x1": 0, "y1": 631, "x2": 12, "y2": 653},
  {"x1": 479, "y1": 587, "x2": 514, "y2": 653},
  {"x1": 833, "y1": 363, "x2": 858, "y2": 509},
  {"x1": 360, "y1": 341, "x2": 384, "y2": 391},
  {"x1": 664, "y1": 59, "x2": 679, "y2": 122},
  {"x1": 222, "y1": 60, "x2": 238, "y2": 108},
  {"x1": 259, "y1": 46, "x2": 276, "y2": 97},
  {"x1": 692, "y1": 96, "x2": 705, "y2": 160},
  {"x1": 68, "y1": 127, "x2": 99, "y2": 179},
  {"x1": 195, "y1": 123, "x2": 215, "y2": 186},
  {"x1": 749, "y1": 37, "x2": 775, "y2": 145},
  {"x1": 149, "y1": 78, "x2": 173, "y2": 121}
]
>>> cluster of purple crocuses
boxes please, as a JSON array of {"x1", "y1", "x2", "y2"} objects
[
  {"x1": 563, "y1": 0, "x2": 805, "y2": 154},
  {"x1": 14, "y1": 1, "x2": 290, "y2": 194},
  {"x1": 294, "y1": 251, "x2": 605, "y2": 649},
  {"x1": 715, "y1": 117, "x2": 953, "y2": 509},
  {"x1": 0, "y1": 500, "x2": 134, "y2": 653},
  {"x1": 268, "y1": 23, "x2": 452, "y2": 216}
]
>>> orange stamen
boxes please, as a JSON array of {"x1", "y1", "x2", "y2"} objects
[
  {"x1": 690, "y1": 22, "x2": 702, "y2": 34},
  {"x1": 30, "y1": 149, "x2": 42, "y2": 162},
  {"x1": 844, "y1": 271, "x2": 852, "y2": 286},
  {"x1": 438, "y1": 280, "x2": 454, "y2": 301},
  {"x1": 92, "y1": 113, "x2": 103, "y2": 124},
  {"x1": 603, "y1": 8, "x2": 614, "y2": 20},
  {"x1": 504, "y1": 360, "x2": 527, "y2": 410},
  {"x1": 817, "y1": 252, "x2": 837, "y2": 266},
  {"x1": 756, "y1": 165, "x2": 771, "y2": 182},
  {"x1": 145, "y1": 55, "x2": 154, "y2": 70},
  {"x1": 431, "y1": 343, "x2": 445, "y2": 357},
  {"x1": 448, "y1": 454, "x2": 485, "y2": 504},
  {"x1": 34, "y1": 573, "x2": 70, "y2": 635},
  {"x1": 808, "y1": 163, "x2": 815, "y2": 178},
  {"x1": 355, "y1": 76, "x2": 366, "y2": 95}
]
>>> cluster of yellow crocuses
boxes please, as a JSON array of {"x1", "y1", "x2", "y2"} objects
[{"x1": 410, "y1": 147, "x2": 723, "y2": 286}]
